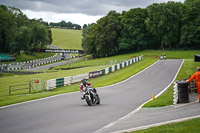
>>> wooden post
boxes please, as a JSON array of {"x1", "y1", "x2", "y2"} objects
[
  {"x1": 29, "y1": 81, "x2": 31, "y2": 94},
  {"x1": 9, "y1": 84, "x2": 11, "y2": 96}
]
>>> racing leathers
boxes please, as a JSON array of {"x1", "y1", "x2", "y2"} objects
[{"x1": 80, "y1": 81, "x2": 93, "y2": 99}]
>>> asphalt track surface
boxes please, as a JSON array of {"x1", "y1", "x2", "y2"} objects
[
  {"x1": 27, "y1": 44, "x2": 78, "y2": 71},
  {"x1": 0, "y1": 59, "x2": 185, "y2": 133},
  {"x1": 26, "y1": 55, "x2": 78, "y2": 71}
]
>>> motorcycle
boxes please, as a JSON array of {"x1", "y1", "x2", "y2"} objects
[{"x1": 83, "y1": 87, "x2": 100, "y2": 106}]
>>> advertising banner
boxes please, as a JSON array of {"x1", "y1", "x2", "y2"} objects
[
  {"x1": 32, "y1": 48, "x2": 85, "y2": 54},
  {"x1": 89, "y1": 71, "x2": 101, "y2": 78},
  {"x1": 70, "y1": 73, "x2": 89, "y2": 83}
]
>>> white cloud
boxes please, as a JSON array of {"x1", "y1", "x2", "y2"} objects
[
  {"x1": 3, "y1": 0, "x2": 185, "y2": 27},
  {"x1": 22, "y1": 10, "x2": 103, "y2": 26}
]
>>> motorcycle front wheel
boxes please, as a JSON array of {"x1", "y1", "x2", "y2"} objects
[{"x1": 85, "y1": 96, "x2": 92, "y2": 106}]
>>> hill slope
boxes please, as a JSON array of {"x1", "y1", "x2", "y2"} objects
[{"x1": 51, "y1": 28, "x2": 82, "y2": 49}]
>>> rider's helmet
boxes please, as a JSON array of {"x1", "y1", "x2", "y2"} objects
[{"x1": 82, "y1": 79, "x2": 87, "y2": 86}]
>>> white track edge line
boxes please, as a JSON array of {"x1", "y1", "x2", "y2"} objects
[
  {"x1": 94, "y1": 59, "x2": 184, "y2": 133},
  {"x1": 111, "y1": 115, "x2": 200, "y2": 133},
  {"x1": 0, "y1": 91, "x2": 79, "y2": 109},
  {"x1": 98, "y1": 60, "x2": 160, "y2": 89}
]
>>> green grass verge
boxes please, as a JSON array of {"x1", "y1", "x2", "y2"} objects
[
  {"x1": 131, "y1": 118, "x2": 200, "y2": 133},
  {"x1": 51, "y1": 28, "x2": 82, "y2": 49}
]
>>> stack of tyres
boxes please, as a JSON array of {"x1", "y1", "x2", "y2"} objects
[{"x1": 177, "y1": 80, "x2": 189, "y2": 103}]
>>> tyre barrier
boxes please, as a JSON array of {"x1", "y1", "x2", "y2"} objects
[
  {"x1": 173, "y1": 82, "x2": 178, "y2": 104},
  {"x1": 174, "y1": 80, "x2": 189, "y2": 104},
  {"x1": 1, "y1": 55, "x2": 63, "y2": 71}
]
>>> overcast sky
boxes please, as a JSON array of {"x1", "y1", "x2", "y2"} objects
[{"x1": 0, "y1": 0, "x2": 185, "y2": 26}]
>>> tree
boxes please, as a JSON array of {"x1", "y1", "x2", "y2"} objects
[
  {"x1": 146, "y1": 2, "x2": 183, "y2": 49},
  {"x1": 0, "y1": 5, "x2": 16, "y2": 53},
  {"x1": 119, "y1": 8, "x2": 149, "y2": 51},
  {"x1": 48, "y1": 29, "x2": 53, "y2": 44},
  {"x1": 82, "y1": 11, "x2": 122, "y2": 57},
  {"x1": 30, "y1": 21, "x2": 49, "y2": 49},
  {"x1": 180, "y1": 0, "x2": 200, "y2": 49},
  {"x1": 94, "y1": 11, "x2": 122, "y2": 57},
  {"x1": 0, "y1": 5, "x2": 52, "y2": 55},
  {"x1": 83, "y1": 24, "x2": 88, "y2": 29},
  {"x1": 10, "y1": 26, "x2": 31, "y2": 55},
  {"x1": 74, "y1": 24, "x2": 81, "y2": 30},
  {"x1": 82, "y1": 24, "x2": 98, "y2": 57}
]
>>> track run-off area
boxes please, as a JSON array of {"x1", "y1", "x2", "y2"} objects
[{"x1": 0, "y1": 59, "x2": 186, "y2": 133}]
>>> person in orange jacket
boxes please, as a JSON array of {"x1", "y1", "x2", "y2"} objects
[{"x1": 187, "y1": 67, "x2": 200, "y2": 103}]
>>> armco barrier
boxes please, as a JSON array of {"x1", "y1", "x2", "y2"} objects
[
  {"x1": 101, "y1": 69, "x2": 105, "y2": 75},
  {"x1": 46, "y1": 55, "x2": 143, "y2": 90},
  {"x1": 47, "y1": 73, "x2": 89, "y2": 90},
  {"x1": 105, "y1": 67, "x2": 109, "y2": 75},
  {"x1": 64, "y1": 77, "x2": 71, "y2": 85},
  {"x1": 47, "y1": 79, "x2": 56, "y2": 90},
  {"x1": 56, "y1": 78, "x2": 64, "y2": 88}
]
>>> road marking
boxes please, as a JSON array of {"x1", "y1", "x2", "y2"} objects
[
  {"x1": 94, "y1": 59, "x2": 185, "y2": 133},
  {"x1": 110, "y1": 115, "x2": 200, "y2": 133},
  {"x1": 0, "y1": 91, "x2": 79, "y2": 109},
  {"x1": 173, "y1": 100, "x2": 199, "y2": 108},
  {"x1": 155, "y1": 59, "x2": 184, "y2": 98},
  {"x1": 94, "y1": 98, "x2": 152, "y2": 133}
]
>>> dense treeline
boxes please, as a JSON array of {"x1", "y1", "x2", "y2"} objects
[
  {"x1": 50, "y1": 21, "x2": 81, "y2": 30},
  {"x1": 82, "y1": 0, "x2": 200, "y2": 58},
  {"x1": 0, "y1": 5, "x2": 52, "y2": 56}
]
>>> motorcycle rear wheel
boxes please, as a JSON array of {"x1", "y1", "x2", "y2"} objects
[{"x1": 96, "y1": 95, "x2": 100, "y2": 105}]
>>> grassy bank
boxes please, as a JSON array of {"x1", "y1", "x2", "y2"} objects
[{"x1": 51, "y1": 28, "x2": 82, "y2": 49}]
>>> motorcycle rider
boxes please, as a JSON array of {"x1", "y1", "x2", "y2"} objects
[
  {"x1": 80, "y1": 79, "x2": 93, "y2": 99},
  {"x1": 187, "y1": 67, "x2": 200, "y2": 103}
]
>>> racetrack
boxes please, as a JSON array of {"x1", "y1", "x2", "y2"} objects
[{"x1": 0, "y1": 59, "x2": 183, "y2": 133}]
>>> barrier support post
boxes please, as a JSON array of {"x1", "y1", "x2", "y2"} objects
[
  {"x1": 29, "y1": 81, "x2": 31, "y2": 94},
  {"x1": 9, "y1": 84, "x2": 11, "y2": 95}
]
